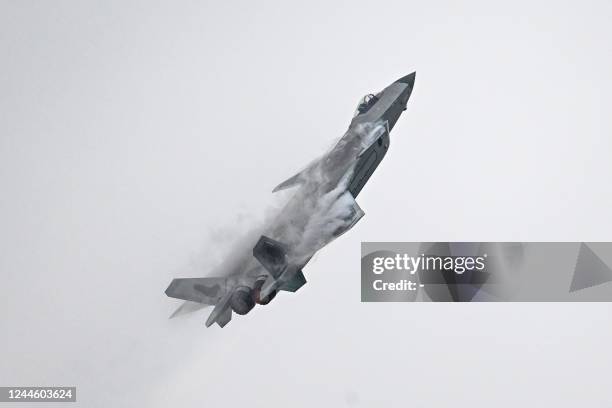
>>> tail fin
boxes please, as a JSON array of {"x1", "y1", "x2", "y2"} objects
[
  {"x1": 165, "y1": 277, "x2": 228, "y2": 305},
  {"x1": 253, "y1": 235, "x2": 289, "y2": 278},
  {"x1": 278, "y1": 270, "x2": 307, "y2": 292},
  {"x1": 205, "y1": 291, "x2": 233, "y2": 327},
  {"x1": 215, "y1": 307, "x2": 232, "y2": 328}
]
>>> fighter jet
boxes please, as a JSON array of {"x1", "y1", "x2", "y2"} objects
[{"x1": 165, "y1": 73, "x2": 416, "y2": 327}]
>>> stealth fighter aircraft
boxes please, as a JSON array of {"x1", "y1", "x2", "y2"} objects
[{"x1": 165, "y1": 73, "x2": 416, "y2": 327}]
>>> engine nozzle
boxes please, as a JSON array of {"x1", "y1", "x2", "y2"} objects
[
  {"x1": 230, "y1": 286, "x2": 255, "y2": 315},
  {"x1": 253, "y1": 276, "x2": 277, "y2": 305}
]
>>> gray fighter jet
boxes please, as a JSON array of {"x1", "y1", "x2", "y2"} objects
[{"x1": 165, "y1": 73, "x2": 416, "y2": 327}]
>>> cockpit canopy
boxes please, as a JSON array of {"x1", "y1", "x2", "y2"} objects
[{"x1": 353, "y1": 93, "x2": 380, "y2": 117}]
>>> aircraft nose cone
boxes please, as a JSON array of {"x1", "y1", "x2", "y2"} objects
[{"x1": 395, "y1": 72, "x2": 416, "y2": 88}]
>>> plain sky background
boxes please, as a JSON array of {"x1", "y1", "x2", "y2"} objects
[{"x1": 1, "y1": 0, "x2": 612, "y2": 407}]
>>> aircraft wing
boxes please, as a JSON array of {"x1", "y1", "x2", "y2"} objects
[{"x1": 272, "y1": 158, "x2": 320, "y2": 192}]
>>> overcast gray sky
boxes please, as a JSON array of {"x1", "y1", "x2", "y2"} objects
[{"x1": 1, "y1": 0, "x2": 612, "y2": 407}]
